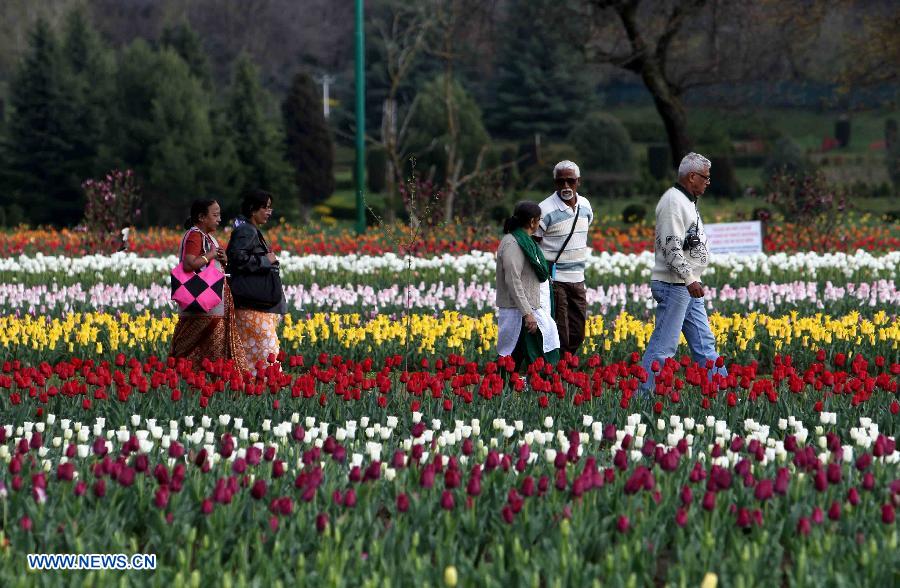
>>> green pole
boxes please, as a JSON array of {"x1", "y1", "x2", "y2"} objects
[{"x1": 354, "y1": 0, "x2": 366, "y2": 235}]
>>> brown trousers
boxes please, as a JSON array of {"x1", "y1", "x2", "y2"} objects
[{"x1": 553, "y1": 281, "x2": 587, "y2": 355}]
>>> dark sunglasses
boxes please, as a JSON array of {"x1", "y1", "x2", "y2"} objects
[{"x1": 554, "y1": 177, "x2": 578, "y2": 186}]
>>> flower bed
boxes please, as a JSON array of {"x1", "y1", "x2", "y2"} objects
[
  {"x1": 0, "y1": 310, "x2": 897, "y2": 366},
  {"x1": 1, "y1": 279, "x2": 897, "y2": 317},
  {"x1": 1, "y1": 250, "x2": 897, "y2": 289},
  {"x1": 1, "y1": 219, "x2": 897, "y2": 257},
  {"x1": 0, "y1": 351, "x2": 897, "y2": 585}
]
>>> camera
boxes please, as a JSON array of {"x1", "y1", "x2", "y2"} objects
[{"x1": 683, "y1": 231, "x2": 701, "y2": 250}]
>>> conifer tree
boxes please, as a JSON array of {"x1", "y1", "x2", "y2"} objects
[
  {"x1": 485, "y1": 0, "x2": 592, "y2": 140},
  {"x1": 2, "y1": 18, "x2": 83, "y2": 225},
  {"x1": 226, "y1": 55, "x2": 294, "y2": 209},
  {"x1": 110, "y1": 42, "x2": 241, "y2": 225},
  {"x1": 62, "y1": 8, "x2": 115, "y2": 181},
  {"x1": 160, "y1": 23, "x2": 213, "y2": 90}
]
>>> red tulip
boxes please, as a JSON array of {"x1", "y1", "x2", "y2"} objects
[
  {"x1": 345, "y1": 488, "x2": 357, "y2": 508},
  {"x1": 92, "y1": 436, "x2": 108, "y2": 456},
  {"x1": 882, "y1": 504, "x2": 896, "y2": 524},
  {"x1": 680, "y1": 485, "x2": 693, "y2": 507},
  {"x1": 797, "y1": 517, "x2": 811, "y2": 536},
  {"x1": 440, "y1": 490, "x2": 455, "y2": 510},
  {"x1": 616, "y1": 515, "x2": 630, "y2": 533},
  {"x1": 168, "y1": 442, "x2": 184, "y2": 459},
  {"x1": 251, "y1": 480, "x2": 267, "y2": 500},
  {"x1": 855, "y1": 453, "x2": 872, "y2": 471},
  {"x1": 154, "y1": 486, "x2": 170, "y2": 509},
  {"x1": 57, "y1": 463, "x2": 75, "y2": 482},
  {"x1": 316, "y1": 513, "x2": 329, "y2": 533},
  {"x1": 675, "y1": 508, "x2": 688, "y2": 528},
  {"x1": 201, "y1": 498, "x2": 214, "y2": 515},
  {"x1": 117, "y1": 466, "x2": 135, "y2": 487},
  {"x1": 828, "y1": 501, "x2": 841, "y2": 521},
  {"x1": 862, "y1": 472, "x2": 875, "y2": 491},
  {"x1": 754, "y1": 479, "x2": 774, "y2": 501},
  {"x1": 397, "y1": 493, "x2": 410, "y2": 512}
]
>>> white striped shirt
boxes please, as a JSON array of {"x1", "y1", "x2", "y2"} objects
[{"x1": 534, "y1": 192, "x2": 593, "y2": 283}]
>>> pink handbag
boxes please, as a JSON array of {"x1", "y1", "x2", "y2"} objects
[{"x1": 170, "y1": 229, "x2": 225, "y2": 312}]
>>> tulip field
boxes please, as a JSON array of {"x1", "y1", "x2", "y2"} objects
[{"x1": 0, "y1": 224, "x2": 898, "y2": 587}]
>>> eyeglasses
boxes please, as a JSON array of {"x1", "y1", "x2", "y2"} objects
[
  {"x1": 554, "y1": 177, "x2": 578, "y2": 186},
  {"x1": 693, "y1": 172, "x2": 711, "y2": 183}
]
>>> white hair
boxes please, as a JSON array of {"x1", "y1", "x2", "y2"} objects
[
  {"x1": 553, "y1": 160, "x2": 580, "y2": 178},
  {"x1": 678, "y1": 152, "x2": 711, "y2": 179}
]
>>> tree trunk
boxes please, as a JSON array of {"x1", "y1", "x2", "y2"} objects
[
  {"x1": 381, "y1": 98, "x2": 399, "y2": 222},
  {"x1": 642, "y1": 63, "x2": 692, "y2": 166}
]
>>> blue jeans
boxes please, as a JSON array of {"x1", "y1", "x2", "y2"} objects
[{"x1": 639, "y1": 281, "x2": 727, "y2": 394}]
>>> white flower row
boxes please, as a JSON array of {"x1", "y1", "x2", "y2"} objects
[
  {"x1": 3, "y1": 412, "x2": 896, "y2": 478},
  {"x1": 1, "y1": 249, "x2": 897, "y2": 281}
]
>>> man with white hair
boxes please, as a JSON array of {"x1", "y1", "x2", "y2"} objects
[
  {"x1": 533, "y1": 160, "x2": 594, "y2": 356},
  {"x1": 640, "y1": 152, "x2": 727, "y2": 395}
]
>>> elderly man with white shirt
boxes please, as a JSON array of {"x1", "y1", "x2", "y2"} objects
[
  {"x1": 639, "y1": 152, "x2": 728, "y2": 396},
  {"x1": 533, "y1": 160, "x2": 594, "y2": 356}
]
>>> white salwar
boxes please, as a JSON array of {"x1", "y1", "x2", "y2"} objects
[{"x1": 496, "y1": 280, "x2": 560, "y2": 356}]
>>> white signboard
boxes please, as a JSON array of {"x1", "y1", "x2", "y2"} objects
[{"x1": 705, "y1": 221, "x2": 763, "y2": 255}]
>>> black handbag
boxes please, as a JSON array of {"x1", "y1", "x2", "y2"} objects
[
  {"x1": 227, "y1": 227, "x2": 284, "y2": 309},
  {"x1": 229, "y1": 268, "x2": 283, "y2": 308}
]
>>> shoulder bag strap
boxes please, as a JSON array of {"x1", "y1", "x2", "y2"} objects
[
  {"x1": 553, "y1": 204, "x2": 580, "y2": 265},
  {"x1": 178, "y1": 229, "x2": 197, "y2": 262}
]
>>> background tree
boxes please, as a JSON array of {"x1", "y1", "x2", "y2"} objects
[
  {"x1": 108, "y1": 41, "x2": 241, "y2": 224},
  {"x1": 226, "y1": 55, "x2": 295, "y2": 212},
  {"x1": 62, "y1": 9, "x2": 115, "y2": 176},
  {"x1": 282, "y1": 71, "x2": 335, "y2": 213},
  {"x1": 366, "y1": 1, "x2": 436, "y2": 220},
  {"x1": 485, "y1": 0, "x2": 593, "y2": 140},
  {"x1": 1, "y1": 18, "x2": 85, "y2": 225},
  {"x1": 568, "y1": 0, "x2": 827, "y2": 164},
  {"x1": 569, "y1": 111, "x2": 636, "y2": 188},
  {"x1": 160, "y1": 22, "x2": 213, "y2": 90}
]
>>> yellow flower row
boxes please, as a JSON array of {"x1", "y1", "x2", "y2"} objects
[{"x1": 0, "y1": 311, "x2": 895, "y2": 356}]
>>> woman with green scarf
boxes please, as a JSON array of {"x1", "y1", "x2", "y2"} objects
[{"x1": 496, "y1": 201, "x2": 561, "y2": 370}]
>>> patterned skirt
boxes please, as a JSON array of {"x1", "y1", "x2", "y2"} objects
[
  {"x1": 235, "y1": 310, "x2": 282, "y2": 373},
  {"x1": 170, "y1": 285, "x2": 248, "y2": 374}
]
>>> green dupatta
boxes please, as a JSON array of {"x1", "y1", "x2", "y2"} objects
[{"x1": 511, "y1": 228, "x2": 550, "y2": 282}]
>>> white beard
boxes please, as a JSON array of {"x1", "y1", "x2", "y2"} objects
[{"x1": 558, "y1": 188, "x2": 575, "y2": 200}]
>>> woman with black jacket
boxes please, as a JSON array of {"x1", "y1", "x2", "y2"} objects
[{"x1": 226, "y1": 190, "x2": 287, "y2": 372}]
